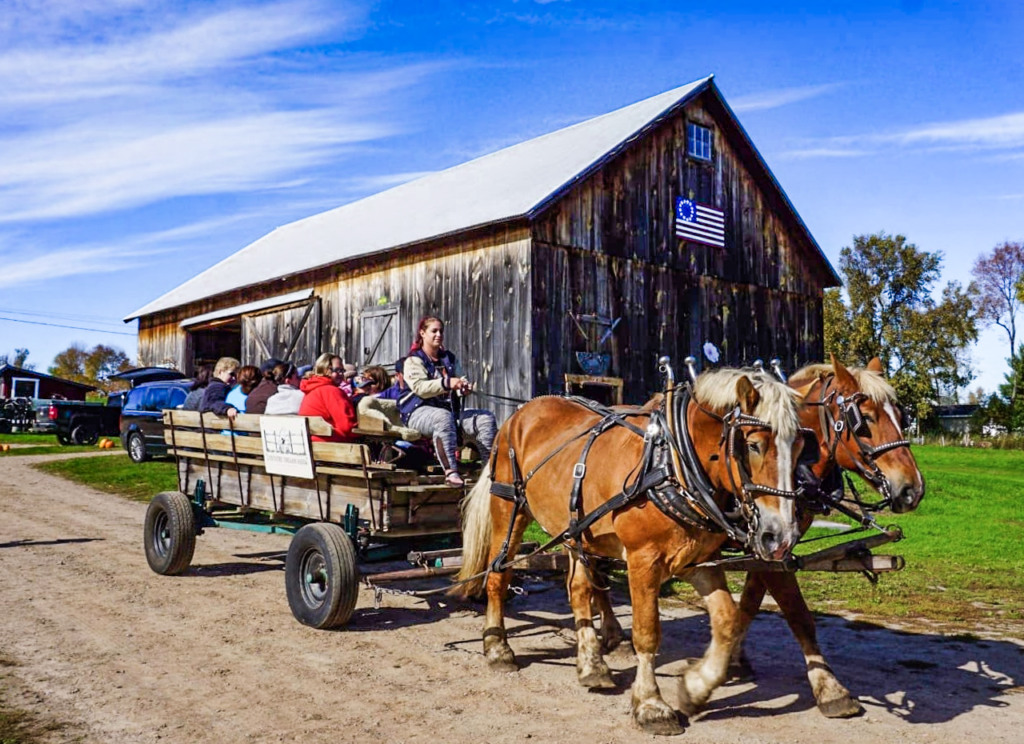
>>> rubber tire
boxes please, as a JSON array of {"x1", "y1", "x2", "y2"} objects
[
  {"x1": 56, "y1": 432, "x2": 71, "y2": 445},
  {"x1": 285, "y1": 524, "x2": 359, "y2": 629},
  {"x1": 127, "y1": 432, "x2": 148, "y2": 463},
  {"x1": 144, "y1": 491, "x2": 197, "y2": 575},
  {"x1": 70, "y1": 423, "x2": 99, "y2": 446}
]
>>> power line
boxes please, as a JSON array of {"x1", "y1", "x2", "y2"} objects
[
  {"x1": 0, "y1": 306, "x2": 128, "y2": 327},
  {"x1": 0, "y1": 316, "x2": 136, "y2": 336}
]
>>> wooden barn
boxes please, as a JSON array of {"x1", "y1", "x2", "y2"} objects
[{"x1": 125, "y1": 76, "x2": 839, "y2": 419}]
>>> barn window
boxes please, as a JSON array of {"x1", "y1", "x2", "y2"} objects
[
  {"x1": 11, "y1": 377, "x2": 39, "y2": 398},
  {"x1": 687, "y1": 123, "x2": 713, "y2": 161},
  {"x1": 360, "y1": 305, "x2": 400, "y2": 368}
]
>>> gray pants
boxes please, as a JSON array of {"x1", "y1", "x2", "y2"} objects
[{"x1": 406, "y1": 405, "x2": 496, "y2": 473}]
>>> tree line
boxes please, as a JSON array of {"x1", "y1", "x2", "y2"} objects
[
  {"x1": 5, "y1": 234, "x2": 1023, "y2": 431},
  {"x1": 825, "y1": 233, "x2": 1023, "y2": 432}
]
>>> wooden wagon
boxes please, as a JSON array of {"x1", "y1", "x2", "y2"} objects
[{"x1": 143, "y1": 410, "x2": 468, "y2": 629}]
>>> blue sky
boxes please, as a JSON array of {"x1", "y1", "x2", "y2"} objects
[{"x1": 1, "y1": 0, "x2": 1021, "y2": 396}]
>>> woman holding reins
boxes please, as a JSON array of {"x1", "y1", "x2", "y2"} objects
[{"x1": 398, "y1": 316, "x2": 496, "y2": 487}]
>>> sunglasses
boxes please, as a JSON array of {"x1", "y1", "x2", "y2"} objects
[{"x1": 329, "y1": 367, "x2": 344, "y2": 374}]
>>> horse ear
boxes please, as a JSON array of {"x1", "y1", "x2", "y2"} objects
[
  {"x1": 735, "y1": 375, "x2": 760, "y2": 414},
  {"x1": 830, "y1": 354, "x2": 857, "y2": 391},
  {"x1": 867, "y1": 357, "x2": 884, "y2": 373}
]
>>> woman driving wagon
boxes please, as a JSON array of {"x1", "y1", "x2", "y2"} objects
[{"x1": 398, "y1": 316, "x2": 496, "y2": 487}]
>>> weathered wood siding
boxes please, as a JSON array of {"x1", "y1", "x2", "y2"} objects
[
  {"x1": 316, "y1": 225, "x2": 532, "y2": 423},
  {"x1": 240, "y1": 299, "x2": 321, "y2": 368},
  {"x1": 137, "y1": 315, "x2": 189, "y2": 370},
  {"x1": 138, "y1": 224, "x2": 533, "y2": 423},
  {"x1": 531, "y1": 92, "x2": 828, "y2": 401}
]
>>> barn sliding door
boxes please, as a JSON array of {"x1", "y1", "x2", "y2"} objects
[{"x1": 241, "y1": 297, "x2": 321, "y2": 367}]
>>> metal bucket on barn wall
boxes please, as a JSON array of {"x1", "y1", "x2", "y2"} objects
[{"x1": 575, "y1": 351, "x2": 611, "y2": 377}]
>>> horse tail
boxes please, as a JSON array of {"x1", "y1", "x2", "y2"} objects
[{"x1": 453, "y1": 461, "x2": 493, "y2": 597}]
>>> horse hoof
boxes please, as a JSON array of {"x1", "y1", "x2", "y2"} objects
[
  {"x1": 632, "y1": 696, "x2": 685, "y2": 736},
  {"x1": 728, "y1": 657, "x2": 755, "y2": 682},
  {"x1": 484, "y1": 645, "x2": 518, "y2": 672},
  {"x1": 578, "y1": 669, "x2": 616, "y2": 689},
  {"x1": 633, "y1": 710, "x2": 685, "y2": 736},
  {"x1": 818, "y1": 695, "x2": 864, "y2": 718}
]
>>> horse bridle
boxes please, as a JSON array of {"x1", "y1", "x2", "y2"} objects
[
  {"x1": 809, "y1": 376, "x2": 911, "y2": 504},
  {"x1": 685, "y1": 396, "x2": 803, "y2": 543}
]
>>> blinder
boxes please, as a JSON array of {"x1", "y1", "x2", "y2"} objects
[
  {"x1": 798, "y1": 428, "x2": 821, "y2": 466},
  {"x1": 843, "y1": 396, "x2": 871, "y2": 438}
]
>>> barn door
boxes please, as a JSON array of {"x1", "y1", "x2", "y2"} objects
[
  {"x1": 241, "y1": 298, "x2": 321, "y2": 367},
  {"x1": 360, "y1": 305, "x2": 399, "y2": 368}
]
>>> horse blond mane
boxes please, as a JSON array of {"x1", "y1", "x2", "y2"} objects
[
  {"x1": 693, "y1": 368, "x2": 801, "y2": 440},
  {"x1": 789, "y1": 363, "x2": 898, "y2": 405}
]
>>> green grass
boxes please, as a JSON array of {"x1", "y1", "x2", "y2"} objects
[
  {"x1": 524, "y1": 445, "x2": 1024, "y2": 631},
  {"x1": 0, "y1": 433, "x2": 56, "y2": 445},
  {"x1": 33, "y1": 455, "x2": 177, "y2": 502},
  {"x1": 780, "y1": 445, "x2": 1024, "y2": 628}
]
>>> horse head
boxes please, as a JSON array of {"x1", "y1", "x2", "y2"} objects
[
  {"x1": 792, "y1": 356, "x2": 925, "y2": 513},
  {"x1": 689, "y1": 369, "x2": 805, "y2": 561}
]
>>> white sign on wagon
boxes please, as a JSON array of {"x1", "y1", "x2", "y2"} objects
[{"x1": 260, "y1": 416, "x2": 315, "y2": 480}]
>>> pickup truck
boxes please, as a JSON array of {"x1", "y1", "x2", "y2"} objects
[
  {"x1": 49, "y1": 397, "x2": 123, "y2": 445},
  {"x1": 50, "y1": 367, "x2": 187, "y2": 446}
]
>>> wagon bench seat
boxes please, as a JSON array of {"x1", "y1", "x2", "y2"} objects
[{"x1": 162, "y1": 410, "x2": 463, "y2": 537}]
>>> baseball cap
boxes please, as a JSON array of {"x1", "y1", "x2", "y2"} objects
[{"x1": 260, "y1": 357, "x2": 285, "y2": 375}]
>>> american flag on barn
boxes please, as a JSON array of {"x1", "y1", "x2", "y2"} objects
[{"x1": 675, "y1": 197, "x2": 725, "y2": 248}]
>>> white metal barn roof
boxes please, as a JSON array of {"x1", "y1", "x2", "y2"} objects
[{"x1": 126, "y1": 77, "x2": 714, "y2": 321}]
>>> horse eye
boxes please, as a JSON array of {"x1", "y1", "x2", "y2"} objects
[{"x1": 747, "y1": 441, "x2": 761, "y2": 454}]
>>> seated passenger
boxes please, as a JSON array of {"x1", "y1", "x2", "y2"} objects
[
  {"x1": 182, "y1": 364, "x2": 212, "y2": 411},
  {"x1": 225, "y1": 365, "x2": 260, "y2": 413},
  {"x1": 245, "y1": 357, "x2": 284, "y2": 415},
  {"x1": 355, "y1": 365, "x2": 420, "y2": 441},
  {"x1": 264, "y1": 363, "x2": 305, "y2": 415},
  {"x1": 200, "y1": 357, "x2": 240, "y2": 421},
  {"x1": 399, "y1": 316, "x2": 496, "y2": 487},
  {"x1": 298, "y1": 353, "x2": 358, "y2": 442}
]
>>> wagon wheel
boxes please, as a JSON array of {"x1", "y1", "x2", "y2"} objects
[
  {"x1": 71, "y1": 423, "x2": 99, "y2": 446},
  {"x1": 144, "y1": 491, "x2": 197, "y2": 575},
  {"x1": 285, "y1": 523, "x2": 359, "y2": 629}
]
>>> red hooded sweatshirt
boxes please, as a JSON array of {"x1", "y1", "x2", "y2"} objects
[{"x1": 298, "y1": 375, "x2": 358, "y2": 442}]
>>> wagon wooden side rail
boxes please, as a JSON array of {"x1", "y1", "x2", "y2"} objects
[
  {"x1": 142, "y1": 409, "x2": 467, "y2": 630},
  {"x1": 162, "y1": 410, "x2": 464, "y2": 537}
]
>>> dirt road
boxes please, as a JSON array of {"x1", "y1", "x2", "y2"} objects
[{"x1": 1, "y1": 453, "x2": 1021, "y2": 743}]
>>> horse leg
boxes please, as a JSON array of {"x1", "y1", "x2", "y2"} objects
[
  {"x1": 727, "y1": 571, "x2": 768, "y2": 680},
  {"x1": 567, "y1": 555, "x2": 616, "y2": 688},
  {"x1": 592, "y1": 582, "x2": 628, "y2": 654},
  {"x1": 677, "y1": 566, "x2": 740, "y2": 718},
  {"x1": 761, "y1": 572, "x2": 863, "y2": 718},
  {"x1": 627, "y1": 558, "x2": 683, "y2": 735},
  {"x1": 482, "y1": 500, "x2": 529, "y2": 672}
]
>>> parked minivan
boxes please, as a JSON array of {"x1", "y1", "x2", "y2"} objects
[{"x1": 120, "y1": 380, "x2": 191, "y2": 462}]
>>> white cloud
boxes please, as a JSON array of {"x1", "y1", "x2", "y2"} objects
[
  {"x1": 0, "y1": 1, "x2": 443, "y2": 223},
  {"x1": 783, "y1": 109, "x2": 1024, "y2": 160},
  {"x1": 731, "y1": 83, "x2": 844, "y2": 113}
]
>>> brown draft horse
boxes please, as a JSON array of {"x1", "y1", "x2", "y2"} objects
[
  {"x1": 586, "y1": 356, "x2": 925, "y2": 719},
  {"x1": 721, "y1": 356, "x2": 925, "y2": 717},
  {"x1": 455, "y1": 368, "x2": 805, "y2": 735}
]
